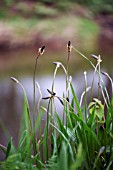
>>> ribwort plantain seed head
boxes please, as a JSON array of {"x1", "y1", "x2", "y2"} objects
[
  {"x1": 11, "y1": 77, "x2": 19, "y2": 84},
  {"x1": 67, "y1": 41, "x2": 72, "y2": 52},
  {"x1": 38, "y1": 46, "x2": 45, "y2": 55},
  {"x1": 91, "y1": 54, "x2": 102, "y2": 63},
  {"x1": 68, "y1": 41, "x2": 71, "y2": 46}
]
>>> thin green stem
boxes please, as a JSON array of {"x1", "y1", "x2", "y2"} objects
[
  {"x1": 33, "y1": 54, "x2": 40, "y2": 156},
  {"x1": 84, "y1": 71, "x2": 87, "y2": 122},
  {"x1": 98, "y1": 56, "x2": 101, "y2": 99},
  {"x1": 46, "y1": 99, "x2": 51, "y2": 160},
  {"x1": 66, "y1": 51, "x2": 70, "y2": 129},
  {"x1": 11, "y1": 77, "x2": 32, "y2": 132},
  {"x1": 66, "y1": 52, "x2": 70, "y2": 98},
  {"x1": 33, "y1": 54, "x2": 40, "y2": 127},
  {"x1": 52, "y1": 65, "x2": 58, "y2": 93},
  {"x1": 73, "y1": 47, "x2": 110, "y2": 104}
]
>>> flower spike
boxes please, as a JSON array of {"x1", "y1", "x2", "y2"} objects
[
  {"x1": 38, "y1": 46, "x2": 45, "y2": 55},
  {"x1": 67, "y1": 41, "x2": 72, "y2": 53}
]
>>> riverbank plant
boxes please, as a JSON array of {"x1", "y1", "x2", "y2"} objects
[{"x1": 0, "y1": 41, "x2": 113, "y2": 170}]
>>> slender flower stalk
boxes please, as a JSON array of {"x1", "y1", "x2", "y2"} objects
[
  {"x1": 42, "y1": 89, "x2": 56, "y2": 160},
  {"x1": 66, "y1": 41, "x2": 72, "y2": 128},
  {"x1": 90, "y1": 54, "x2": 102, "y2": 100},
  {"x1": 66, "y1": 41, "x2": 72, "y2": 97},
  {"x1": 53, "y1": 62, "x2": 68, "y2": 124},
  {"x1": 80, "y1": 86, "x2": 91, "y2": 107},
  {"x1": 33, "y1": 46, "x2": 45, "y2": 156},
  {"x1": 36, "y1": 81, "x2": 42, "y2": 113},
  {"x1": 66, "y1": 41, "x2": 72, "y2": 84},
  {"x1": 11, "y1": 77, "x2": 32, "y2": 132},
  {"x1": 101, "y1": 72, "x2": 113, "y2": 95},
  {"x1": 33, "y1": 46, "x2": 45, "y2": 126},
  {"x1": 99, "y1": 84, "x2": 108, "y2": 108},
  {"x1": 101, "y1": 71, "x2": 113, "y2": 108},
  {"x1": 51, "y1": 63, "x2": 60, "y2": 129},
  {"x1": 52, "y1": 62, "x2": 61, "y2": 93},
  {"x1": 97, "y1": 55, "x2": 102, "y2": 99},
  {"x1": 72, "y1": 47, "x2": 110, "y2": 103}
]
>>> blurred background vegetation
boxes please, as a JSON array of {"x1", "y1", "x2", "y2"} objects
[
  {"x1": 0, "y1": 0, "x2": 113, "y2": 74},
  {"x1": 1, "y1": 0, "x2": 113, "y2": 14},
  {"x1": 0, "y1": 0, "x2": 113, "y2": 50},
  {"x1": 0, "y1": 0, "x2": 113, "y2": 76}
]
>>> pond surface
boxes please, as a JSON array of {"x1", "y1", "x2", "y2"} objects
[{"x1": 0, "y1": 44, "x2": 113, "y2": 160}]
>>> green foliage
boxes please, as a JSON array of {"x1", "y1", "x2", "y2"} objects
[
  {"x1": 2, "y1": 0, "x2": 14, "y2": 7},
  {"x1": 71, "y1": 143, "x2": 84, "y2": 170},
  {"x1": 1, "y1": 0, "x2": 113, "y2": 19},
  {"x1": 58, "y1": 143, "x2": 68, "y2": 170},
  {"x1": 34, "y1": 3, "x2": 58, "y2": 17},
  {"x1": 0, "y1": 8, "x2": 7, "y2": 19},
  {"x1": 1, "y1": 153, "x2": 36, "y2": 170},
  {"x1": 1, "y1": 44, "x2": 113, "y2": 170},
  {"x1": 89, "y1": 98, "x2": 104, "y2": 122},
  {"x1": 75, "y1": 0, "x2": 113, "y2": 14},
  {"x1": 36, "y1": 0, "x2": 113, "y2": 13}
]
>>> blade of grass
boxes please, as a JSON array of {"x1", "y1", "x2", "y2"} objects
[
  {"x1": 58, "y1": 142, "x2": 68, "y2": 170},
  {"x1": 70, "y1": 83, "x2": 83, "y2": 120},
  {"x1": 50, "y1": 123, "x2": 74, "y2": 161}
]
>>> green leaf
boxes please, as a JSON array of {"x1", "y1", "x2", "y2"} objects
[
  {"x1": 89, "y1": 98, "x2": 104, "y2": 122},
  {"x1": 0, "y1": 144, "x2": 7, "y2": 155},
  {"x1": 71, "y1": 143, "x2": 84, "y2": 170},
  {"x1": 50, "y1": 123, "x2": 74, "y2": 161},
  {"x1": 70, "y1": 83, "x2": 83, "y2": 120},
  {"x1": 87, "y1": 106, "x2": 96, "y2": 127},
  {"x1": 55, "y1": 112, "x2": 69, "y2": 139},
  {"x1": 18, "y1": 130, "x2": 27, "y2": 149},
  {"x1": 58, "y1": 142, "x2": 68, "y2": 170},
  {"x1": 70, "y1": 111, "x2": 100, "y2": 146},
  {"x1": 6, "y1": 139, "x2": 12, "y2": 159}
]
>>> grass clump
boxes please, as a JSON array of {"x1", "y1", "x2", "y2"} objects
[{"x1": 0, "y1": 41, "x2": 113, "y2": 170}]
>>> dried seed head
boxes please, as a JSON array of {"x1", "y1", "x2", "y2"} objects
[
  {"x1": 58, "y1": 97, "x2": 64, "y2": 105},
  {"x1": 11, "y1": 77, "x2": 19, "y2": 84},
  {"x1": 67, "y1": 41, "x2": 72, "y2": 52},
  {"x1": 53, "y1": 62, "x2": 61, "y2": 68},
  {"x1": 66, "y1": 97, "x2": 69, "y2": 102},
  {"x1": 68, "y1": 41, "x2": 71, "y2": 46},
  {"x1": 38, "y1": 46, "x2": 45, "y2": 55},
  {"x1": 101, "y1": 71, "x2": 108, "y2": 76},
  {"x1": 42, "y1": 97, "x2": 50, "y2": 100},
  {"x1": 97, "y1": 55, "x2": 102, "y2": 63},
  {"x1": 84, "y1": 71, "x2": 87, "y2": 75},
  {"x1": 91, "y1": 54, "x2": 98, "y2": 60},
  {"x1": 47, "y1": 89, "x2": 56, "y2": 96},
  {"x1": 91, "y1": 54, "x2": 102, "y2": 63}
]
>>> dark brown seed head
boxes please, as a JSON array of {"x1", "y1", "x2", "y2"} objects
[
  {"x1": 47, "y1": 89, "x2": 56, "y2": 96},
  {"x1": 66, "y1": 97, "x2": 69, "y2": 102},
  {"x1": 42, "y1": 97, "x2": 50, "y2": 100},
  {"x1": 41, "y1": 46, "x2": 45, "y2": 53},
  {"x1": 38, "y1": 46, "x2": 45, "y2": 55},
  {"x1": 68, "y1": 41, "x2": 71, "y2": 47},
  {"x1": 67, "y1": 41, "x2": 72, "y2": 52}
]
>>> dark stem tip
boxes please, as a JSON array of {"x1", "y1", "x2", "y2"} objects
[
  {"x1": 41, "y1": 46, "x2": 45, "y2": 53},
  {"x1": 68, "y1": 41, "x2": 71, "y2": 47}
]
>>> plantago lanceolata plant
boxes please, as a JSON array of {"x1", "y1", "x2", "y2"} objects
[
  {"x1": 1, "y1": 42, "x2": 113, "y2": 170},
  {"x1": 33, "y1": 46, "x2": 45, "y2": 158}
]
